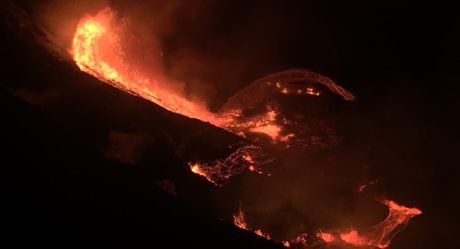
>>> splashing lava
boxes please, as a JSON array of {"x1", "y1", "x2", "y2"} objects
[
  {"x1": 72, "y1": 8, "x2": 217, "y2": 122},
  {"x1": 71, "y1": 8, "x2": 421, "y2": 249}
]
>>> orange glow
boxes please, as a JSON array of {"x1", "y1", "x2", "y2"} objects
[
  {"x1": 72, "y1": 16, "x2": 121, "y2": 82},
  {"x1": 189, "y1": 163, "x2": 219, "y2": 185},
  {"x1": 287, "y1": 233, "x2": 308, "y2": 247},
  {"x1": 243, "y1": 155, "x2": 254, "y2": 163},
  {"x1": 70, "y1": 8, "x2": 289, "y2": 144},
  {"x1": 306, "y1": 87, "x2": 321, "y2": 96},
  {"x1": 254, "y1": 229, "x2": 271, "y2": 239},
  {"x1": 70, "y1": 9, "x2": 361, "y2": 190},
  {"x1": 71, "y1": 8, "x2": 297, "y2": 186},
  {"x1": 233, "y1": 208, "x2": 271, "y2": 240},
  {"x1": 385, "y1": 200, "x2": 422, "y2": 216},
  {"x1": 70, "y1": 10, "x2": 420, "y2": 248},
  {"x1": 190, "y1": 164, "x2": 206, "y2": 177},
  {"x1": 250, "y1": 124, "x2": 281, "y2": 140},
  {"x1": 339, "y1": 230, "x2": 367, "y2": 246},
  {"x1": 233, "y1": 208, "x2": 248, "y2": 230},
  {"x1": 317, "y1": 231, "x2": 335, "y2": 243},
  {"x1": 70, "y1": 9, "x2": 421, "y2": 249},
  {"x1": 71, "y1": 8, "x2": 355, "y2": 151},
  {"x1": 71, "y1": 8, "x2": 218, "y2": 124}
]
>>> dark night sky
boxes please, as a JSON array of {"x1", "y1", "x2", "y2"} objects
[{"x1": 1, "y1": 1, "x2": 459, "y2": 248}]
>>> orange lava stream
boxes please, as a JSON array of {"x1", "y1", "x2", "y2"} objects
[
  {"x1": 71, "y1": 8, "x2": 219, "y2": 124},
  {"x1": 71, "y1": 8, "x2": 289, "y2": 140}
]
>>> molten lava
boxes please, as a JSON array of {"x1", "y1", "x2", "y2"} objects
[
  {"x1": 72, "y1": 8, "x2": 217, "y2": 123},
  {"x1": 71, "y1": 8, "x2": 358, "y2": 185},
  {"x1": 70, "y1": 8, "x2": 421, "y2": 249},
  {"x1": 317, "y1": 231, "x2": 335, "y2": 243},
  {"x1": 71, "y1": 8, "x2": 279, "y2": 183},
  {"x1": 72, "y1": 13, "x2": 120, "y2": 82},
  {"x1": 188, "y1": 145, "x2": 272, "y2": 186}
]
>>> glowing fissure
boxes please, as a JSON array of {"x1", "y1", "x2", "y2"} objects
[{"x1": 188, "y1": 145, "x2": 272, "y2": 186}]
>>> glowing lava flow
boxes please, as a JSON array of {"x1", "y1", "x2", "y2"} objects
[
  {"x1": 70, "y1": 8, "x2": 291, "y2": 138},
  {"x1": 71, "y1": 8, "x2": 422, "y2": 249},
  {"x1": 72, "y1": 8, "x2": 218, "y2": 123},
  {"x1": 70, "y1": 8, "x2": 274, "y2": 184},
  {"x1": 188, "y1": 145, "x2": 272, "y2": 186},
  {"x1": 71, "y1": 8, "x2": 357, "y2": 185}
]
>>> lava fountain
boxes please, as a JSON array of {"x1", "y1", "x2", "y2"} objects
[{"x1": 72, "y1": 8, "x2": 217, "y2": 123}]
